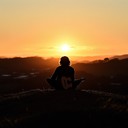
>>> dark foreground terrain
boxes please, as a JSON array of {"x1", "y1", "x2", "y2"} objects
[{"x1": 0, "y1": 89, "x2": 128, "y2": 128}]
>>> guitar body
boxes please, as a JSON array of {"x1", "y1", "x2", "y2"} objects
[
  {"x1": 47, "y1": 77, "x2": 85, "y2": 90},
  {"x1": 61, "y1": 76, "x2": 72, "y2": 89}
]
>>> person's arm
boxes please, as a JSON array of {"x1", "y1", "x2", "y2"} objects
[
  {"x1": 71, "y1": 68, "x2": 75, "y2": 82},
  {"x1": 51, "y1": 67, "x2": 58, "y2": 80}
]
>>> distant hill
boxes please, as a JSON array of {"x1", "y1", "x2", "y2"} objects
[
  {"x1": 72, "y1": 58, "x2": 128, "y2": 76},
  {"x1": 70, "y1": 55, "x2": 112, "y2": 62},
  {"x1": 110, "y1": 54, "x2": 128, "y2": 60},
  {"x1": 0, "y1": 55, "x2": 128, "y2": 75},
  {"x1": 73, "y1": 54, "x2": 128, "y2": 63},
  {"x1": 0, "y1": 57, "x2": 59, "y2": 73}
]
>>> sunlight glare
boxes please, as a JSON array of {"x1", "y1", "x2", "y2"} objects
[{"x1": 61, "y1": 44, "x2": 70, "y2": 52}]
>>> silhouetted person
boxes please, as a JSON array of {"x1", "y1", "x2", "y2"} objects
[{"x1": 47, "y1": 56, "x2": 85, "y2": 90}]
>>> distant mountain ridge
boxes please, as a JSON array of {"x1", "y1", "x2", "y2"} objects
[
  {"x1": 1, "y1": 54, "x2": 128, "y2": 62},
  {"x1": 110, "y1": 54, "x2": 128, "y2": 60},
  {"x1": 72, "y1": 54, "x2": 128, "y2": 63}
]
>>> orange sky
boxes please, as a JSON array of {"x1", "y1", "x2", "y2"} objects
[{"x1": 0, "y1": 0, "x2": 128, "y2": 60}]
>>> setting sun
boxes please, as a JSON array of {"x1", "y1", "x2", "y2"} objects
[
  {"x1": 56, "y1": 43, "x2": 73, "y2": 57},
  {"x1": 61, "y1": 44, "x2": 70, "y2": 52}
]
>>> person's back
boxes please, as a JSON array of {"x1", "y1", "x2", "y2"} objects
[
  {"x1": 47, "y1": 56, "x2": 85, "y2": 90},
  {"x1": 52, "y1": 65, "x2": 74, "y2": 89}
]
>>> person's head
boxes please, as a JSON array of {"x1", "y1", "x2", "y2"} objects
[{"x1": 60, "y1": 56, "x2": 70, "y2": 66}]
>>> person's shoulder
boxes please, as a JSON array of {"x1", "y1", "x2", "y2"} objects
[
  {"x1": 56, "y1": 66, "x2": 61, "y2": 70},
  {"x1": 69, "y1": 66, "x2": 74, "y2": 71},
  {"x1": 69, "y1": 65, "x2": 74, "y2": 68}
]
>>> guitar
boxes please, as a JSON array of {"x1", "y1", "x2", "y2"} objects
[{"x1": 61, "y1": 76, "x2": 72, "y2": 89}]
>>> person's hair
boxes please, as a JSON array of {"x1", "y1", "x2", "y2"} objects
[{"x1": 60, "y1": 56, "x2": 70, "y2": 66}]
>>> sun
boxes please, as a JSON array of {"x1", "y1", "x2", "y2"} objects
[
  {"x1": 61, "y1": 44, "x2": 70, "y2": 52},
  {"x1": 56, "y1": 43, "x2": 73, "y2": 56}
]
